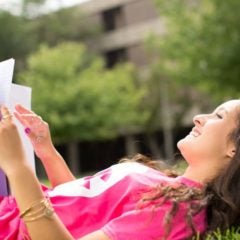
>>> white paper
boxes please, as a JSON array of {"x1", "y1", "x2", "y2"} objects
[
  {"x1": 9, "y1": 84, "x2": 35, "y2": 171},
  {"x1": 0, "y1": 59, "x2": 15, "y2": 196},
  {"x1": 0, "y1": 58, "x2": 15, "y2": 106},
  {"x1": 0, "y1": 59, "x2": 35, "y2": 196}
]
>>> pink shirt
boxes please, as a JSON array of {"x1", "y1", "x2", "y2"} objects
[{"x1": 0, "y1": 162, "x2": 207, "y2": 239}]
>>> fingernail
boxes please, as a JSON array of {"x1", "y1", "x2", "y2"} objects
[{"x1": 25, "y1": 127, "x2": 31, "y2": 134}]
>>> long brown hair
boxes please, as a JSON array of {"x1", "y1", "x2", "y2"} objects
[
  {"x1": 120, "y1": 154, "x2": 208, "y2": 238},
  {"x1": 205, "y1": 106, "x2": 240, "y2": 234}
]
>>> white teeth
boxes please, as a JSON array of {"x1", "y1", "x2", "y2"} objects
[{"x1": 191, "y1": 131, "x2": 199, "y2": 137}]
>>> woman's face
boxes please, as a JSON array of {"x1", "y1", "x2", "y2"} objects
[{"x1": 177, "y1": 100, "x2": 240, "y2": 164}]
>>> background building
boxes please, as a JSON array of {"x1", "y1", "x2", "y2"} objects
[{"x1": 79, "y1": 0, "x2": 164, "y2": 68}]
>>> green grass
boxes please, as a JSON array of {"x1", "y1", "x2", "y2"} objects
[
  {"x1": 192, "y1": 226, "x2": 240, "y2": 239},
  {"x1": 172, "y1": 160, "x2": 188, "y2": 174}
]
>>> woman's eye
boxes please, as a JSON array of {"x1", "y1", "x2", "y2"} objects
[{"x1": 216, "y1": 113, "x2": 223, "y2": 119}]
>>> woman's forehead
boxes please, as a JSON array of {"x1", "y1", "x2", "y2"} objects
[{"x1": 217, "y1": 100, "x2": 240, "y2": 111}]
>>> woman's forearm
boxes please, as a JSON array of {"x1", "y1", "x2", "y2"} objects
[
  {"x1": 39, "y1": 147, "x2": 76, "y2": 187},
  {"x1": 13, "y1": 105, "x2": 75, "y2": 187},
  {"x1": 7, "y1": 164, "x2": 74, "y2": 240}
]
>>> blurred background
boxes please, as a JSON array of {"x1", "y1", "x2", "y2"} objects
[{"x1": 0, "y1": 0, "x2": 239, "y2": 179}]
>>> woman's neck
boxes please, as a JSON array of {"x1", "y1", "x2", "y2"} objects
[{"x1": 182, "y1": 164, "x2": 216, "y2": 185}]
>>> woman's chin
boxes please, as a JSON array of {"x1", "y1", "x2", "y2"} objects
[
  {"x1": 177, "y1": 135, "x2": 189, "y2": 149},
  {"x1": 177, "y1": 135, "x2": 194, "y2": 156}
]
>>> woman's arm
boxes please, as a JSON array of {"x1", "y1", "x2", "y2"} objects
[
  {"x1": 0, "y1": 106, "x2": 109, "y2": 240},
  {"x1": 8, "y1": 165, "x2": 109, "y2": 240},
  {"x1": 14, "y1": 104, "x2": 75, "y2": 187},
  {"x1": 79, "y1": 230, "x2": 110, "y2": 240}
]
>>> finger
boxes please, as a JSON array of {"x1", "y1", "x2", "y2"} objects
[
  {"x1": 24, "y1": 115, "x2": 42, "y2": 126},
  {"x1": 14, "y1": 111, "x2": 28, "y2": 127},
  {"x1": 1, "y1": 106, "x2": 13, "y2": 123},
  {"x1": 22, "y1": 126, "x2": 45, "y2": 144},
  {"x1": 24, "y1": 127, "x2": 36, "y2": 140},
  {"x1": 14, "y1": 114, "x2": 40, "y2": 137},
  {"x1": 15, "y1": 104, "x2": 34, "y2": 115},
  {"x1": 14, "y1": 112, "x2": 35, "y2": 136},
  {"x1": 14, "y1": 111, "x2": 42, "y2": 124},
  {"x1": 14, "y1": 112, "x2": 34, "y2": 137}
]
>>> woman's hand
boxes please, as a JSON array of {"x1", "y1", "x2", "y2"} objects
[
  {"x1": 14, "y1": 104, "x2": 75, "y2": 186},
  {"x1": 0, "y1": 106, "x2": 27, "y2": 175},
  {"x1": 14, "y1": 104, "x2": 55, "y2": 160}
]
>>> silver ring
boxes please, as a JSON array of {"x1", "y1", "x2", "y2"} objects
[
  {"x1": 2, "y1": 114, "x2": 13, "y2": 120},
  {"x1": 35, "y1": 135, "x2": 44, "y2": 143}
]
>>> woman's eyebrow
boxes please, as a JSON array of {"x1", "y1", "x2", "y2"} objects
[{"x1": 216, "y1": 107, "x2": 229, "y2": 114}]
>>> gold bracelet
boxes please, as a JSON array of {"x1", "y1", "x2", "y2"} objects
[
  {"x1": 23, "y1": 207, "x2": 54, "y2": 222},
  {"x1": 20, "y1": 198, "x2": 54, "y2": 222},
  {"x1": 20, "y1": 198, "x2": 46, "y2": 218}
]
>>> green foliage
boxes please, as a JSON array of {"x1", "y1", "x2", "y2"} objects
[
  {"x1": 0, "y1": 11, "x2": 36, "y2": 71},
  {"x1": 18, "y1": 42, "x2": 149, "y2": 143},
  {"x1": 32, "y1": 8, "x2": 100, "y2": 46},
  {"x1": 208, "y1": 228, "x2": 240, "y2": 240},
  {"x1": 192, "y1": 227, "x2": 240, "y2": 239},
  {"x1": 152, "y1": 0, "x2": 240, "y2": 100},
  {"x1": 22, "y1": 0, "x2": 46, "y2": 4},
  {"x1": 21, "y1": 0, "x2": 47, "y2": 17},
  {"x1": 0, "y1": 4, "x2": 99, "y2": 72}
]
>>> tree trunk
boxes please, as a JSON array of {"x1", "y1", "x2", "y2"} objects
[
  {"x1": 125, "y1": 134, "x2": 139, "y2": 157},
  {"x1": 159, "y1": 78, "x2": 174, "y2": 163},
  {"x1": 147, "y1": 133, "x2": 162, "y2": 159},
  {"x1": 67, "y1": 141, "x2": 80, "y2": 176}
]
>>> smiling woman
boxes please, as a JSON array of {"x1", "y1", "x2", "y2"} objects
[
  {"x1": 0, "y1": 100, "x2": 240, "y2": 239},
  {"x1": 178, "y1": 100, "x2": 240, "y2": 183}
]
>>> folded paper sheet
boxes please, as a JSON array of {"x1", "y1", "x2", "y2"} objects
[
  {"x1": 0, "y1": 59, "x2": 14, "y2": 110},
  {"x1": 0, "y1": 59, "x2": 34, "y2": 196}
]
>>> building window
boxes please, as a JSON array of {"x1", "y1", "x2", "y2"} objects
[
  {"x1": 102, "y1": 6, "x2": 125, "y2": 32},
  {"x1": 104, "y1": 48, "x2": 128, "y2": 68}
]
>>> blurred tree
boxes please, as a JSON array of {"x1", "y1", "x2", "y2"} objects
[
  {"x1": 19, "y1": 42, "x2": 147, "y2": 142},
  {"x1": 0, "y1": 11, "x2": 36, "y2": 71},
  {"x1": 32, "y1": 7, "x2": 100, "y2": 46},
  {"x1": 20, "y1": 0, "x2": 100, "y2": 44},
  {"x1": 21, "y1": 0, "x2": 47, "y2": 17},
  {"x1": 0, "y1": 3, "x2": 99, "y2": 73},
  {"x1": 152, "y1": 0, "x2": 240, "y2": 100},
  {"x1": 18, "y1": 42, "x2": 149, "y2": 172},
  {"x1": 22, "y1": 0, "x2": 46, "y2": 4}
]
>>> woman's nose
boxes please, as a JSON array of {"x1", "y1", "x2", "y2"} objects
[{"x1": 193, "y1": 114, "x2": 207, "y2": 126}]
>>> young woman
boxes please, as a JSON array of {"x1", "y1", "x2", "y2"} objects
[{"x1": 0, "y1": 99, "x2": 239, "y2": 240}]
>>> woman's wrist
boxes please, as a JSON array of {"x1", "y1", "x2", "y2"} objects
[{"x1": 35, "y1": 142, "x2": 57, "y2": 161}]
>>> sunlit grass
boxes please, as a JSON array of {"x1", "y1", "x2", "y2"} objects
[
  {"x1": 172, "y1": 159, "x2": 188, "y2": 174},
  {"x1": 192, "y1": 227, "x2": 240, "y2": 239}
]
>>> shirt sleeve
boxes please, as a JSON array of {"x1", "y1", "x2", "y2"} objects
[{"x1": 102, "y1": 201, "x2": 206, "y2": 240}]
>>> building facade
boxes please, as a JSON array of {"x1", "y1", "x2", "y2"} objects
[{"x1": 79, "y1": 0, "x2": 164, "y2": 68}]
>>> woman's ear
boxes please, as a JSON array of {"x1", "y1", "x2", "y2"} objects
[{"x1": 227, "y1": 147, "x2": 236, "y2": 158}]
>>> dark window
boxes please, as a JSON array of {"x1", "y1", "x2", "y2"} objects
[
  {"x1": 102, "y1": 6, "x2": 125, "y2": 31},
  {"x1": 104, "y1": 48, "x2": 127, "y2": 68}
]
